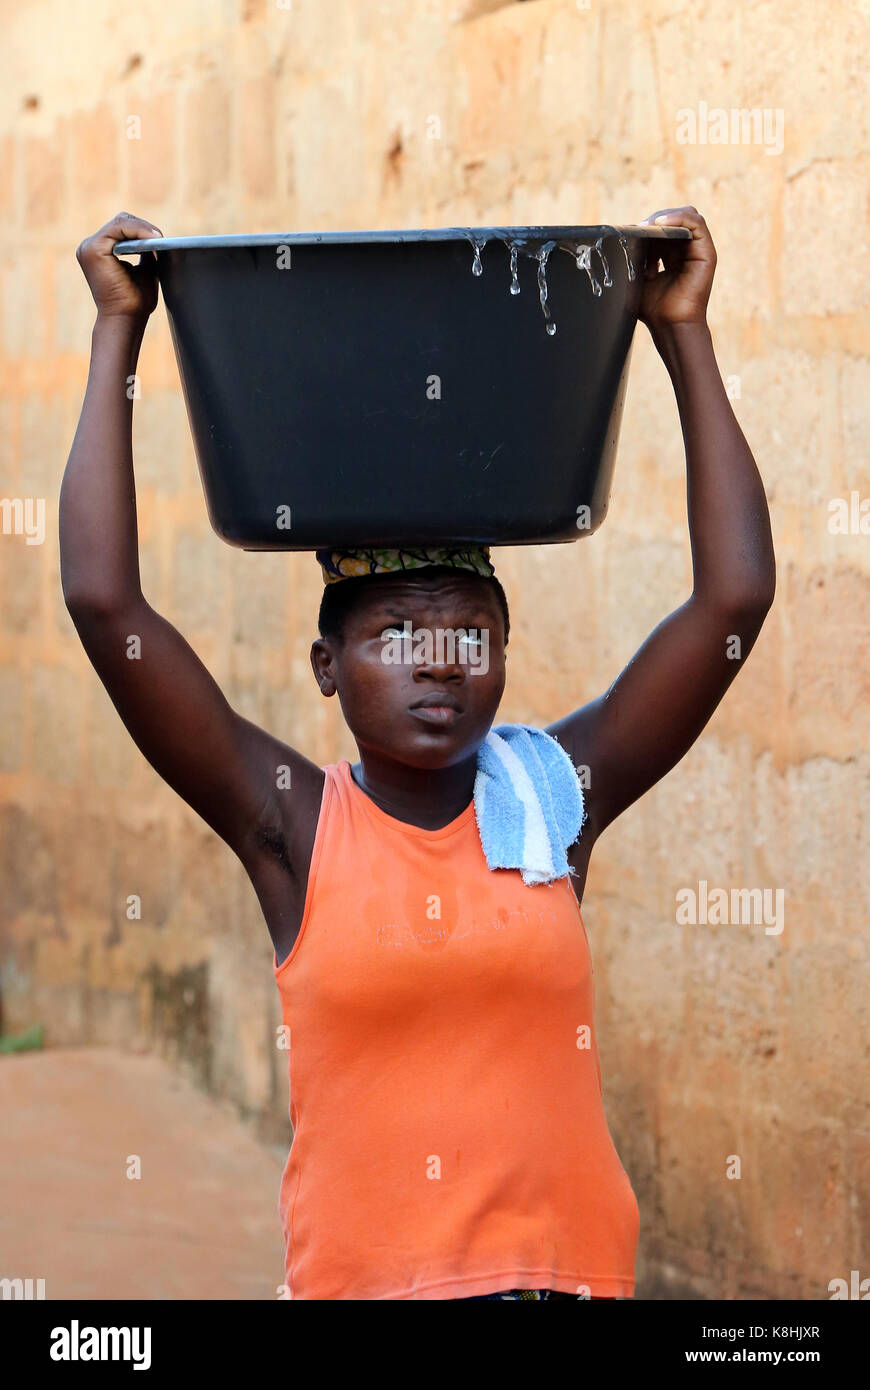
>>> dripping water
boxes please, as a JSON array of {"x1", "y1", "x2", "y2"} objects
[
  {"x1": 594, "y1": 236, "x2": 612, "y2": 289},
  {"x1": 573, "y1": 243, "x2": 602, "y2": 297},
  {"x1": 617, "y1": 231, "x2": 636, "y2": 281},
  {"x1": 536, "y1": 240, "x2": 558, "y2": 335},
  {"x1": 466, "y1": 227, "x2": 646, "y2": 334},
  {"x1": 469, "y1": 236, "x2": 487, "y2": 276}
]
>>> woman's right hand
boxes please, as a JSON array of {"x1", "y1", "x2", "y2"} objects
[{"x1": 75, "y1": 211, "x2": 164, "y2": 322}]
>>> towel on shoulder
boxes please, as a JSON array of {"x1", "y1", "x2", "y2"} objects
[{"x1": 474, "y1": 724, "x2": 586, "y2": 886}]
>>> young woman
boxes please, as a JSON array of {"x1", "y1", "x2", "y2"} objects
[{"x1": 60, "y1": 208, "x2": 775, "y2": 1300}]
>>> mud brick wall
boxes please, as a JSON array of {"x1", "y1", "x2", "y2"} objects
[{"x1": 1, "y1": 0, "x2": 868, "y2": 1298}]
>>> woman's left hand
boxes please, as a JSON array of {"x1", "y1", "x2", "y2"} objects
[{"x1": 638, "y1": 206, "x2": 716, "y2": 333}]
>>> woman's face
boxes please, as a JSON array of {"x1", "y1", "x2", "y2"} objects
[{"x1": 311, "y1": 573, "x2": 507, "y2": 770}]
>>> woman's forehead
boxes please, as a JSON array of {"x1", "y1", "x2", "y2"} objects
[
  {"x1": 359, "y1": 575, "x2": 496, "y2": 605},
  {"x1": 344, "y1": 576, "x2": 501, "y2": 624}
]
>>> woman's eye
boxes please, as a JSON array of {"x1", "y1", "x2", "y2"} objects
[{"x1": 378, "y1": 626, "x2": 484, "y2": 644}]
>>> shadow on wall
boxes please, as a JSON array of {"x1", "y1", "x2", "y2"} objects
[{"x1": 141, "y1": 959, "x2": 212, "y2": 1090}]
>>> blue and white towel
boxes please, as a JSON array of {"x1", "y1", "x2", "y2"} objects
[{"x1": 473, "y1": 724, "x2": 586, "y2": 886}]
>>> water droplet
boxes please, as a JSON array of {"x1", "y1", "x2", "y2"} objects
[
  {"x1": 469, "y1": 237, "x2": 487, "y2": 276},
  {"x1": 536, "y1": 240, "x2": 558, "y2": 336},
  {"x1": 618, "y1": 232, "x2": 636, "y2": 281},
  {"x1": 509, "y1": 242, "x2": 520, "y2": 295},
  {"x1": 594, "y1": 236, "x2": 612, "y2": 289},
  {"x1": 573, "y1": 242, "x2": 602, "y2": 297}
]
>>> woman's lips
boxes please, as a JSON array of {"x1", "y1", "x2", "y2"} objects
[{"x1": 409, "y1": 705, "x2": 462, "y2": 726}]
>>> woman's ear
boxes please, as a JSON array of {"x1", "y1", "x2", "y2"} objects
[{"x1": 310, "y1": 638, "x2": 337, "y2": 697}]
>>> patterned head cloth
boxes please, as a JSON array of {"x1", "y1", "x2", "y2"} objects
[{"x1": 316, "y1": 545, "x2": 496, "y2": 586}]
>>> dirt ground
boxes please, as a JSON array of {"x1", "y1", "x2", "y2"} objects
[{"x1": 0, "y1": 1047, "x2": 287, "y2": 1300}]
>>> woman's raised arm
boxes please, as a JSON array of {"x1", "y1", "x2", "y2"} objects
[{"x1": 59, "y1": 213, "x2": 317, "y2": 857}]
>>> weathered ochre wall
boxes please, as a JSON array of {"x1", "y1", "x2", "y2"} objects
[{"x1": 1, "y1": 0, "x2": 868, "y2": 1299}]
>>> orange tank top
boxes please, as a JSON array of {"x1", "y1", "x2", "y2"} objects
[{"x1": 273, "y1": 760, "x2": 639, "y2": 1300}]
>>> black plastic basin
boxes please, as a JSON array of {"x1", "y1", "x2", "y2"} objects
[{"x1": 114, "y1": 225, "x2": 690, "y2": 551}]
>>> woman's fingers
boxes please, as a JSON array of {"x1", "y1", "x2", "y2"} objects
[
  {"x1": 74, "y1": 212, "x2": 164, "y2": 318},
  {"x1": 641, "y1": 206, "x2": 715, "y2": 275},
  {"x1": 76, "y1": 213, "x2": 163, "y2": 265},
  {"x1": 642, "y1": 205, "x2": 702, "y2": 228}
]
